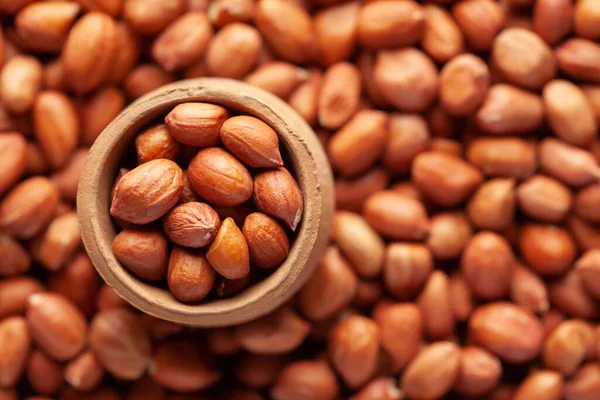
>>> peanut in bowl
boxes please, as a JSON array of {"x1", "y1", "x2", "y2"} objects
[{"x1": 77, "y1": 78, "x2": 334, "y2": 327}]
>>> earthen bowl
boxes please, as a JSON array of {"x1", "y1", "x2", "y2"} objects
[{"x1": 77, "y1": 78, "x2": 334, "y2": 327}]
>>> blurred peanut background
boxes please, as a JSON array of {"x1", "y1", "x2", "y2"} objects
[{"x1": 1, "y1": 0, "x2": 600, "y2": 399}]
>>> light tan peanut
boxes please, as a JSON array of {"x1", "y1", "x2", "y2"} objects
[
  {"x1": 364, "y1": 190, "x2": 430, "y2": 240},
  {"x1": 575, "y1": 0, "x2": 600, "y2": 40},
  {"x1": 105, "y1": 22, "x2": 140, "y2": 85},
  {"x1": 64, "y1": 351, "x2": 104, "y2": 392},
  {"x1": 517, "y1": 175, "x2": 573, "y2": 223},
  {"x1": 422, "y1": 5, "x2": 464, "y2": 63},
  {"x1": 575, "y1": 249, "x2": 600, "y2": 298},
  {"x1": 555, "y1": 38, "x2": 600, "y2": 83},
  {"x1": 168, "y1": 247, "x2": 216, "y2": 303},
  {"x1": 314, "y1": 1, "x2": 359, "y2": 66},
  {"x1": 318, "y1": 62, "x2": 361, "y2": 130},
  {"x1": 540, "y1": 138, "x2": 600, "y2": 186},
  {"x1": 0, "y1": 132, "x2": 27, "y2": 196},
  {"x1": 80, "y1": 87, "x2": 125, "y2": 146},
  {"x1": 33, "y1": 211, "x2": 81, "y2": 271},
  {"x1": 245, "y1": 62, "x2": 309, "y2": 100},
  {"x1": 205, "y1": 23, "x2": 262, "y2": 79},
  {"x1": 123, "y1": 64, "x2": 174, "y2": 100},
  {"x1": 0, "y1": 233, "x2": 31, "y2": 276},
  {"x1": 549, "y1": 269, "x2": 600, "y2": 319},
  {"x1": 242, "y1": 212, "x2": 290, "y2": 270},
  {"x1": 533, "y1": 0, "x2": 573, "y2": 45},
  {"x1": 123, "y1": 0, "x2": 185, "y2": 35},
  {"x1": 514, "y1": 370, "x2": 563, "y2": 400},
  {"x1": 253, "y1": 168, "x2": 303, "y2": 231},
  {"x1": 511, "y1": 264, "x2": 550, "y2": 314},
  {"x1": 0, "y1": 317, "x2": 30, "y2": 387},
  {"x1": 384, "y1": 243, "x2": 432, "y2": 300},
  {"x1": 48, "y1": 253, "x2": 99, "y2": 317},
  {"x1": 113, "y1": 229, "x2": 168, "y2": 281},
  {"x1": 288, "y1": 71, "x2": 321, "y2": 126},
  {"x1": 26, "y1": 349, "x2": 63, "y2": 396},
  {"x1": 467, "y1": 137, "x2": 537, "y2": 179},
  {"x1": 439, "y1": 54, "x2": 490, "y2": 116},
  {"x1": 382, "y1": 114, "x2": 430, "y2": 175},
  {"x1": 450, "y1": 272, "x2": 474, "y2": 321},
  {"x1": 0, "y1": 55, "x2": 42, "y2": 114},
  {"x1": 270, "y1": 361, "x2": 339, "y2": 400},
  {"x1": 418, "y1": 270, "x2": 455, "y2": 340},
  {"x1": 467, "y1": 178, "x2": 516, "y2": 231},
  {"x1": 208, "y1": 0, "x2": 254, "y2": 27},
  {"x1": 454, "y1": 346, "x2": 502, "y2": 397},
  {"x1": 519, "y1": 223, "x2": 576, "y2": 276},
  {"x1": 543, "y1": 320, "x2": 586, "y2": 375},
  {"x1": 335, "y1": 168, "x2": 390, "y2": 212}
]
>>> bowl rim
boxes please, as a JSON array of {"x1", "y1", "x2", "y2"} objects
[{"x1": 77, "y1": 78, "x2": 334, "y2": 327}]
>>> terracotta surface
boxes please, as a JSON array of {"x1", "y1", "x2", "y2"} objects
[{"x1": 77, "y1": 78, "x2": 334, "y2": 327}]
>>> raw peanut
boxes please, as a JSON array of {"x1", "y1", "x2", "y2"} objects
[
  {"x1": 141, "y1": 314, "x2": 184, "y2": 341},
  {"x1": 555, "y1": 39, "x2": 600, "y2": 83},
  {"x1": 384, "y1": 243, "x2": 432, "y2": 300},
  {"x1": 575, "y1": 184, "x2": 600, "y2": 222},
  {"x1": 318, "y1": 62, "x2": 361, "y2": 130},
  {"x1": 208, "y1": 0, "x2": 254, "y2": 27},
  {"x1": 51, "y1": 148, "x2": 87, "y2": 203},
  {"x1": 234, "y1": 307, "x2": 310, "y2": 354},
  {"x1": 467, "y1": 137, "x2": 537, "y2": 179},
  {"x1": 353, "y1": 280, "x2": 382, "y2": 310},
  {"x1": 364, "y1": 190, "x2": 430, "y2": 240},
  {"x1": 150, "y1": 338, "x2": 220, "y2": 393},
  {"x1": 454, "y1": 346, "x2": 501, "y2": 396},
  {"x1": 332, "y1": 211, "x2": 384, "y2": 278},
  {"x1": 539, "y1": 138, "x2": 600, "y2": 186},
  {"x1": 124, "y1": 64, "x2": 174, "y2": 100},
  {"x1": 449, "y1": 272, "x2": 474, "y2": 321},
  {"x1": 14, "y1": 1, "x2": 80, "y2": 52},
  {"x1": 33, "y1": 91, "x2": 79, "y2": 169},
  {"x1": 519, "y1": 223, "x2": 576, "y2": 276},
  {"x1": 27, "y1": 293, "x2": 87, "y2": 361},
  {"x1": 255, "y1": 0, "x2": 315, "y2": 63},
  {"x1": 544, "y1": 80, "x2": 598, "y2": 147},
  {"x1": 123, "y1": 0, "x2": 185, "y2": 35},
  {"x1": 418, "y1": 270, "x2": 455, "y2": 340},
  {"x1": 89, "y1": 308, "x2": 151, "y2": 380},
  {"x1": 80, "y1": 87, "x2": 126, "y2": 145},
  {"x1": 452, "y1": 0, "x2": 505, "y2": 51},
  {"x1": 298, "y1": 246, "x2": 357, "y2": 321},
  {"x1": 401, "y1": 342, "x2": 461, "y2": 400},
  {"x1": 242, "y1": 212, "x2": 289, "y2": 270},
  {"x1": 568, "y1": 215, "x2": 600, "y2": 251},
  {"x1": 469, "y1": 302, "x2": 544, "y2": 363},
  {"x1": 467, "y1": 178, "x2": 516, "y2": 231},
  {"x1": 492, "y1": 28, "x2": 555, "y2": 90},
  {"x1": 288, "y1": 71, "x2": 321, "y2": 126},
  {"x1": 533, "y1": 0, "x2": 573, "y2": 45},
  {"x1": 113, "y1": 229, "x2": 168, "y2": 281},
  {"x1": 205, "y1": 23, "x2": 262, "y2": 79},
  {"x1": 96, "y1": 284, "x2": 128, "y2": 312},
  {"x1": 314, "y1": 2, "x2": 359, "y2": 66},
  {"x1": 245, "y1": 62, "x2": 309, "y2": 100},
  {"x1": 205, "y1": 327, "x2": 241, "y2": 356},
  {"x1": 220, "y1": 115, "x2": 283, "y2": 168},
  {"x1": 354, "y1": 377, "x2": 402, "y2": 400},
  {"x1": 328, "y1": 315, "x2": 380, "y2": 388},
  {"x1": 574, "y1": 0, "x2": 600, "y2": 40},
  {"x1": 152, "y1": 12, "x2": 213, "y2": 71},
  {"x1": 0, "y1": 277, "x2": 42, "y2": 318},
  {"x1": 422, "y1": 5, "x2": 464, "y2": 63},
  {"x1": 476, "y1": 84, "x2": 544, "y2": 135},
  {"x1": 64, "y1": 351, "x2": 104, "y2": 392},
  {"x1": 163, "y1": 202, "x2": 220, "y2": 248},
  {"x1": 253, "y1": 168, "x2": 303, "y2": 231},
  {"x1": 514, "y1": 370, "x2": 563, "y2": 400},
  {"x1": 382, "y1": 114, "x2": 430, "y2": 175},
  {"x1": 34, "y1": 211, "x2": 81, "y2": 271},
  {"x1": 357, "y1": 52, "x2": 389, "y2": 108},
  {"x1": 328, "y1": 110, "x2": 388, "y2": 177},
  {"x1": 168, "y1": 247, "x2": 216, "y2": 303},
  {"x1": 48, "y1": 253, "x2": 100, "y2": 317},
  {"x1": 412, "y1": 151, "x2": 483, "y2": 207},
  {"x1": 511, "y1": 264, "x2": 550, "y2": 314},
  {"x1": 270, "y1": 360, "x2": 339, "y2": 400},
  {"x1": 426, "y1": 212, "x2": 472, "y2": 260},
  {"x1": 0, "y1": 132, "x2": 27, "y2": 196},
  {"x1": 0, "y1": 317, "x2": 30, "y2": 387},
  {"x1": 26, "y1": 349, "x2": 63, "y2": 396},
  {"x1": 0, "y1": 55, "x2": 42, "y2": 114},
  {"x1": 439, "y1": 54, "x2": 490, "y2": 117},
  {"x1": 374, "y1": 49, "x2": 438, "y2": 112},
  {"x1": 567, "y1": 320, "x2": 598, "y2": 360},
  {"x1": 576, "y1": 250, "x2": 600, "y2": 298},
  {"x1": 543, "y1": 320, "x2": 586, "y2": 375},
  {"x1": 43, "y1": 59, "x2": 65, "y2": 91},
  {"x1": 373, "y1": 303, "x2": 422, "y2": 371},
  {"x1": 134, "y1": 124, "x2": 180, "y2": 164},
  {"x1": 335, "y1": 168, "x2": 390, "y2": 212},
  {"x1": 188, "y1": 148, "x2": 252, "y2": 207},
  {"x1": 206, "y1": 217, "x2": 249, "y2": 280},
  {"x1": 564, "y1": 363, "x2": 600, "y2": 400},
  {"x1": 234, "y1": 354, "x2": 287, "y2": 389},
  {"x1": 0, "y1": 233, "x2": 31, "y2": 276},
  {"x1": 77, "y1": 0, "x2": 123, "y2": 16},
  {"x1": 0, "y1": 176, "x2": 60, "y2": 239},
  {"x1": 25, "y1": 142, "x2": 49, "y2": 176},
  {"x1": 61, "y1": 12, "x2": 117, "y2": 94},
  {"x1": 543, "y1": 309, "x2": 566, "y2": 337},
  {"x1": 165, "y1": 102, "x2": 228, "y2": 147},
  {"x1": 517, "y1": 175, "x2": 572, "y2": 223},
  {"x1": 180, "y1": 171, "x2": 200, "y2": 204},
  {"x1": 105, "y1": 22, "x2": 140, "y2": 85},
  {"x1": 111, "y1": 159, "x2": 183, "y2": 224},
  {"x1": 549, "y1": 269, "x2": 600, "y2": 318},
  {"x1": 357, "y1": 0, "x2": 424, "y2": 50}
]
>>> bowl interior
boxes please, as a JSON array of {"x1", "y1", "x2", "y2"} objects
[{"x1": 78, "y1": 78, "x2": 334, "y2": 327}]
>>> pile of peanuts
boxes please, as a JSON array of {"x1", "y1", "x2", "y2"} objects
[
  {"x1": 110, "y1": 102, "x2": 302, "y2": 304},
  {"x1": 0, "y1": 0, "x2": 600, "y2": 399}
]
